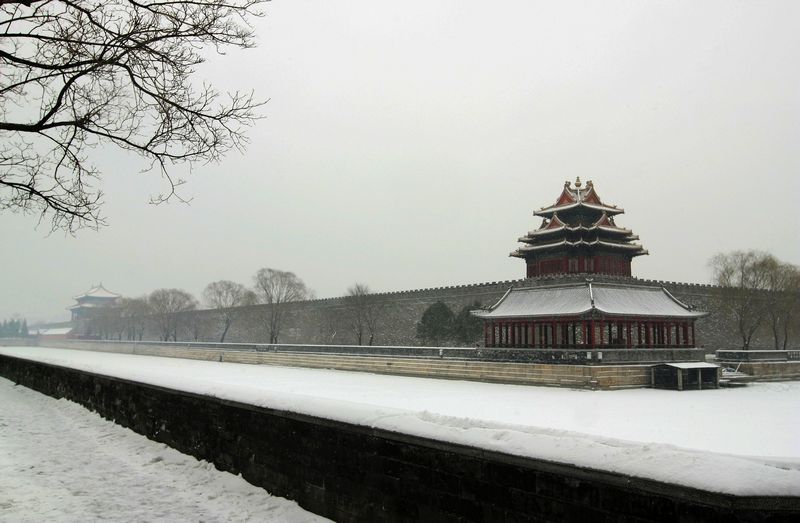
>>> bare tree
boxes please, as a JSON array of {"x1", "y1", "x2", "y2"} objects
[
  {"x1": 88, "y1": 303, "x2": 122, "y2": 340},
  {"x1": 253, "y1": 268, "x2": 310, "y2": 344},
  {"x1": 148, "y1": 288, "x2": 197, "y2": 341},
  {"x1": 345, "y1": 283, "x2": 384, "y2": 345},
  {"x1": 763, "y1": 260, "x2": 800, "y2": 350},
  {"x1": 202, "y1": 280, "x2": 256, "y2": 342},
  {"x1": 118, "y1": 296, "x2": 150, "y2": 341},
  {"x1": 0, "y1": 0, "x2": 266, "y2": 232},
  {"x1": 317, "y1": 306, "x2": 340, "y2": 345},
  {"x1": 709, "y1": 250, "x2": 772, "y2": 350}
]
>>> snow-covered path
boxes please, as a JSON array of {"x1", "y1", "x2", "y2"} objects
[
  {"x1": 0, "y1": 376, "x2": 328, "y2": 523},
  {"x1": 2, "y1": 346, "x2": 800, "y2": 497}
]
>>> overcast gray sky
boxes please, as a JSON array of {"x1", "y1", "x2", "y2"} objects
[{"x1": 3, "y1": 0, "x2": 799, "y2": 323}]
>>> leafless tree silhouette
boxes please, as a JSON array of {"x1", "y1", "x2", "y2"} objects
[{"x1": 0, "y1": 0, "x2": 266, "y2": 231}]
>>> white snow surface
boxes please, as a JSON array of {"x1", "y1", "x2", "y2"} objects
[
  {"x1": 2, "y1": 346, "x2": 799, "y2": 497},
  {"x1": 0, "y1": 375, "x2": 328, "y2": 523}
]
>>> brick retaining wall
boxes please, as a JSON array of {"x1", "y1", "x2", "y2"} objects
[
  {"x1": 2, "y1": 354, "x2": 797, "y2": 522},
  {"x1": 41, "y1": 340, "x2": 663, "y2": 389}
]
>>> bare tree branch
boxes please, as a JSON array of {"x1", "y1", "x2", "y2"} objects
[{"x1": 1, "y1": 0, "x2": 267, "y2": 232}]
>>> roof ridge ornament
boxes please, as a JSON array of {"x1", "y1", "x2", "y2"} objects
[{"x1": 574, "y1": 176, "x2": 582, "y2": 188}]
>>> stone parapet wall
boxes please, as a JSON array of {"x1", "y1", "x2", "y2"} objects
[
  {"x1": 1, "y1": 354, "x2": 797, "y2": 522},
  {"x1": 716, "y1": 350, "x2": 800, "y2": 362},
  {"x1": 44, "y1": 339, "x2": 705, "y2": 365},
  {"x1": 42, "y1": 339, "x2": 659, "y2": 389},
  {"x1": 0, "y1": 338, "x2": 37, "y2": 347},
  {"x1": 717, "y1": 361, "x2": 800, "y2": 381}
]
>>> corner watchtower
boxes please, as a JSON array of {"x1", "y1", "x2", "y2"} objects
[{"x1": 511, "y1": 178, "x2": 648, "y2": 277}]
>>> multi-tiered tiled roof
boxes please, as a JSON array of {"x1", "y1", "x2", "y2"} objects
[{"x1": 511, "y1": 178, "x2": 647, "y2": 277}]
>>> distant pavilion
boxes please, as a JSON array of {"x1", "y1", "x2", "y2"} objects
[
  {"x1": 69, "y1": 284, "x2": 120, "y2": 322},
  {"x1": 474, "y1": 179, "x2": 706, "y2": 349}
]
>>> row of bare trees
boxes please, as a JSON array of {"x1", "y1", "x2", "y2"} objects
[
  {"x1": 87, "y1": 268, "x2": 389, "y2": 345},
  {"x1": 710, "y1": 251, "x2": 800, "y2": 350},
  {"x1": 202, "y1": 275, "x2": 386, "y2": 345}
]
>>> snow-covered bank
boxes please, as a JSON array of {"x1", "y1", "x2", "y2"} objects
[
  {"x1": 0, "y1": 376, "x2": 328, "y2": 522},
  {"x1": 2, "y1": 345, "x2": 799, "y2": 496}
]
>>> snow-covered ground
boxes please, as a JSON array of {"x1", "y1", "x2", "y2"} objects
[
  {"x1": 0, "y1": 375, "x2": 328, "y2": 523},
  {"x1": 2, "y1": 346, "x2": 799, "y2": 497}
]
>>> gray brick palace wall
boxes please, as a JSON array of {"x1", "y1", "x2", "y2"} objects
[{"x1": 84, "y1": 275, "x2": 776, "y2": 351}]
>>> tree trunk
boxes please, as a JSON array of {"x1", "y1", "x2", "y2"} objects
[
  {"x1": 220, "y1": 320, "x2": 231, "y2": 343},
  {"x1": 783, "y1": 320, "x2": 790, "y2": 350}
]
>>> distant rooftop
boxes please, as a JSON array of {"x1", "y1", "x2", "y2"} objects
[{"x1": 73, "y1": 283, "x2": 120, "y2": 301}]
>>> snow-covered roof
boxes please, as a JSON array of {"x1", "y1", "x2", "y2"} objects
[
  {"x1": 68, "y1": 302, "x2": 107, "y2": 310},
  {"x1": 535, "y1": 178, "x2": 625, "y2": 217},
  {"x1": 473, "y1": 282, "x2": 707, "y2": 319},
  {"x1": 34, "y1": 327, "x2": 74, "y2": 336},
  {"x1": 661, "y1": 362, "x2": 719, "y2": 369},
  {"x1": 73, "y1": 284, "x2": 120, "y2": 300},
  {"x1": 512, "y1": 239, "x2": 648, "y2": 255},
  {"x1": 535, "y1": 201, "x2": 623, "y2": 217},
  {"x1": 524, "y1": 224, "x2": 634, "y2": 238}
]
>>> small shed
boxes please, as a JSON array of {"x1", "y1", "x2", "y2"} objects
[
  {"x1": 651, "y1": 362, "x2": 719, "y2": 390},
  {"x1": 33, "y1": 326, "x2": 75, "y2": 341}
]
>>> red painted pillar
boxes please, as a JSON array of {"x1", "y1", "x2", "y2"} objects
[
  {"x1": 666, "y1": 322, "x2": 672, "y2": 346},
  {"x1": 626, "y1": 321, "x2": 632, "y2": 348},
  {"x1": 538, "y1": 321, "x2": 543, "y2": 348},
  {"x1": 529, "y1": 322, "x2": 534, "y2": 348},
  {"x1": 603, "y1": 320, "x2": 608, "y2": 346},
  {"x1": 528, "y1": 321, "x2": 536, "y2": 347},
  {"x1": 523, "y1": 322, "x2": 528, "y2": 348},
  {"x1": 690, "y1": 322, "x2": 696, "y2": 347}
]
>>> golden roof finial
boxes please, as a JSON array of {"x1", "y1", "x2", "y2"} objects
[{"x1": 574, "y1": 176, "x2": 582, "y2": 188}]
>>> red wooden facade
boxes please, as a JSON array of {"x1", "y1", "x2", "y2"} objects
[{"x1": 482, "y1": 317, "x2": 696, "y2": 349}]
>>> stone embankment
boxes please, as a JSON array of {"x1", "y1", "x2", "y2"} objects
[
  {"x1": 1, "y1": 352, "x2": 797, "y2": 522},
  {"x1": 40, "y1": 339, "x2": 710, "y2": 389}
]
